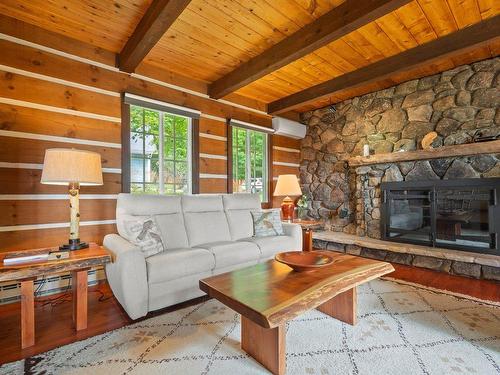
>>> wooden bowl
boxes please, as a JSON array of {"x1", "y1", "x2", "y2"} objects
[{"x1": 275, "y1": 251, "x2": 335, "y2": 272}]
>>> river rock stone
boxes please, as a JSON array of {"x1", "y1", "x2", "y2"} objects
[
  {"x1": 436, "y1": 118, "x2": 460, "y2": 136},
  {"x1": 402, "y1": 90, "x2": 434, "y2": 108},
  {"x1": 371, "y1": 140, "x2": 393, "y2": 154},
  {"x1": 470, "y1": 155, "x2": 496, "y2": 172},
  {"x1": 430, "y1": 158, "x2": 453, "y2": 177},
  {"x1": 407, "y1": 105, "x2": 432, "y2": 122},
  {"x1": 395, "y1": 80, "x2": 418, "y2": 96},
  {"x1": 405, "y1": 161, "x2": 439, "y2": 181},
  {"x1": 444, "y1": 159, "x2": 479, "y2": 179},
  {"x1": 401, "y1": 121, "x2": 434, "y2": 140},
  {"x1": 466, "y1": 71, "x2": 495, "y2": 90},
  {"x1": 377, "y1": 109, "x2": 406, "y2": 133},
  {"x1": 382, "y1": 165, "x2": 403, "y2": 182},
  {"x1": 443, "y1": 107, "x2": 477, "y2": 122},
  {"x1": 456, "y1": 90, "x2": 471, "y2": 106},
  {"x1": 472, "y1": 88, "x2": 499, "y2": 107},
  {"x1": 432, "y1": 95, "x2": 455, "y2": 111},
  {"x1": 443, "y1": 131, "x2": 472, "y2": 146},
  {"x1": 451, "y1": 68, "x2": 474, "y2": 89},
  {"x1": 394, "y1": 139, "x2": 416, "y2": 152}
]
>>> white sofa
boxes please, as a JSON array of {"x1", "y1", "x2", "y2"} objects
[{"x1": 103, "y1": 193, "x2": 302, "y2": 319}]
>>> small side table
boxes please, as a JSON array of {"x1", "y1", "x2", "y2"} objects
[
  {"x1": 0, "y1": 243, "x2": 111, "y2": 348},
  {"x1": 287, "y1": 219, "x2": 323, "y2": 251}
]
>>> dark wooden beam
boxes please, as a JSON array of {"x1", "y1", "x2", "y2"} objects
[
  {"x1": 208, "y1": 0, "x2": 412, "y2": 99},
  {"x1": 118, "y1": 0, "x2": 191, "y2": 73},
  {"x1": 268, "y1": 15, "x2": 500, "y2": 114}
]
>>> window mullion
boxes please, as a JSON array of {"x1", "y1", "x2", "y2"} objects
[
  {"x1": 159, "y1": 112, "x2": 164, "y2": 194},
  {"x1": 245, "y1": 130, "x2": 251, "y2": 192}
]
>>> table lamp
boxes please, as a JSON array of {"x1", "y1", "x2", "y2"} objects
[
  {"x1": 273, "y1": 174, "x2": 302, "y2": 222},
  {"x1": 41, "y1": 148, "x2": 103, "y2": 250}
]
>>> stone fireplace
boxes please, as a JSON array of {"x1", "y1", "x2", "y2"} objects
[{"x1": 299, "y1": 57, "x2": 500, "y2": 280}]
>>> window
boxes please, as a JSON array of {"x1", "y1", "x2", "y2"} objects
[
  {"x1": 232, "y1": 126, "x2": 268, "y2": 201},
  {"x1": 130, "y1": 105, "x2": 191, "y2": 194}
]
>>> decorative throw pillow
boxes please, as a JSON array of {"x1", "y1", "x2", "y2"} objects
[
  {"x1": 251, "y1": 209, "x2": 284, "y2": 237},
  {"x1": 123, "y1": 217, "x2": 165, "y2": 257}
]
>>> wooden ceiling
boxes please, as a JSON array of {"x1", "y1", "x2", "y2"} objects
[{"x1": 0, "y1": 0, "x2": 498, "y2": 114}]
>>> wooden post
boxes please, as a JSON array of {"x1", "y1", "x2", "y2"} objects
[
  {"x1": 317, "y1": 287, "x2": 357, "y2": 325},
  {"x1": 72, "y1": 269, "x2": 88, "y2": 331},
  {"x1": 241, "y1": 317, "x2": 285, "y2": 375},
  {"x1": 20, "y1": 279, "x2": 35, "y2": 348}
]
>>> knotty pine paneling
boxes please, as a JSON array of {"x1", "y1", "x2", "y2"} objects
[
  {"x1": 199, "y1": 137, "x2": 227, "y2": 156},
  {"x1": 273, "y1": 164, "x2": 300, "y2": 177},
  {"x1": 0, "y1": 224, "x2": 117, "y2": 253},
  {"x1": 0, "y1": 103, "x2": 121, "y2": 143},
  {"x1": 199, "y1": 117, "x2": 227, "y2": 137},
  {"x1": 0, "y1": 71, "x2": 121, "y2": 118},
  {"x1": 0, "y1": 199, "x2": 117, "y2": 226},
  {"x1": 273, "y1": 149, "x2": 300, "y2": 164},
  {"x1": 0, "y1": 169, "x2": 122, "y2": 195},
  {"x1": 200, "y1": 158, "x2": 227, "y2": 175},
  {"x1": 273, "y1": 135, "x2": 301, "y2": 149},
  {"x1": 199, "y1": 178, "x2": 227, "y2": 194},
  {"x1": 0, "y1": 137, "x2": 121, "y2": 168}
]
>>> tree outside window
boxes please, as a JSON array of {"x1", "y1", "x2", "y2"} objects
[
  {"x1": 232, "y1": 127, "x2": 268, "y2": 201},
  {"x1": 130, "y1": 105, "x2": 191, "y2": 194}
]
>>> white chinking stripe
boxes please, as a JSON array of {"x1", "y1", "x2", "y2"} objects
[
  {"x1": 199, "y1": 153, "x2": 227, "y2": 160},
  {"x1": 0, "y1": 65, "x2": 119, "y2": 97},
  {"x1": 199, "y1": 133, "x2": 227, "y2": 141},
  {"x1": 199, "y1": 173, "x2": 227, "y2": 179},
  {"x1": 0, "y1": 219, "x2": 117, "y2": 232},
  {"x1": 273, "y1": 146, "x2": 300, "y2": 153},
  {"x1": 0, "y1": 162, "x2": 121, "y2": 174},
  {"x1": 0, "y1": 194, "x2": 118, "y2": 200},
  {"x1": 0, "y1": 129, "x2": 121, "y2": 149},
  {"x1": 0, "y1": 97, "x2": 121, "y2": 123},
  {"x1": 124, "y1": 93, "x2": 201, "y2": 117},
  {"x1": 200, "y1": 113, "x2": 226, "y2": 122},
  {"x1": 273, "y1": 161, "x2": 300, "y2": 168},
  {"x1": 0, "y1": 34, "x2": 271, "y2": 117}
]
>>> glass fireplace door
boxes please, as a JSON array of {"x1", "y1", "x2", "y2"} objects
[
  {"x1": 385, "y1": 189, "x2": 432, "y2": 246},
  {"x1": 435, "y1": 187, "x2": 494, "y2": 251}
]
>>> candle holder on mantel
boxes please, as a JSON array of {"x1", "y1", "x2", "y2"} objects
[{"x1": 41, "y1": 148, "x2": 103, "y2": 250}]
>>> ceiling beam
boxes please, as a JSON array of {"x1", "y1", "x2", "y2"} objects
[
  {"x1": 268, "y1": 15, "x2": 500, "y2": 115},
  {"x1": 207, "y1": 0, "x2": 412, "y2": 99},
  {"x1": 118, "y1": 0, "x2": 191, "y2": 73}
]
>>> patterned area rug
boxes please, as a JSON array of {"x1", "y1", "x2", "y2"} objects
[{"x1": 2, "y1": 280, "x2": 499, "y2": 375}]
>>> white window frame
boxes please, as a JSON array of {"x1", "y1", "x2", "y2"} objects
[{"x1": 130, "y1": 106, "x2": 192, "y2": 195}]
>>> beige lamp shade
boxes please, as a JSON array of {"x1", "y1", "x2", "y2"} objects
[
  {"x1": 41, "y1": 148, "x2": 103, "y2": 186},
  {"x1": 273, "y1": 174, "x2": 302, "y2": 197}
]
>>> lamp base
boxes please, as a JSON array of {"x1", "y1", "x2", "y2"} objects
[
  {"x1": 60, "y1": 238, "x2": 89, "y2": 251},
  {"x1": 281, "y1": 196, "x2": 295, "y2": 222}
]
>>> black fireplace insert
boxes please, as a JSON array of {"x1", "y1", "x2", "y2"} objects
[{"x1": 381, "y1": 178, "x2": 500, "y2": 255}]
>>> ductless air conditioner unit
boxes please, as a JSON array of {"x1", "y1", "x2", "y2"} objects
[{"x1": 272, "y1": 117, "x2": 306, "y2": 139}]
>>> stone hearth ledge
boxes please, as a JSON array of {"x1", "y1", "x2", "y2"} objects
[{"x1": 313, "y1": 231, "x2": 500, "y2": 268}]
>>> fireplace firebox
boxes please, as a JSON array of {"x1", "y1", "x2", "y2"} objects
[{"x1": 381, "y1": 178, "x2": 500, "y2": 255}]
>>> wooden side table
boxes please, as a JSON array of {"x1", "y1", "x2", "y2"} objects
[
  {"x1": 288, "y1": 219, "x2": 323, "y2": 251},
  {"x1": 0, "y1": 243, "x2": 111, "y2": 348}
]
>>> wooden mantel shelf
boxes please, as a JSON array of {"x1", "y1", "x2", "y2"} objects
[{"x1": 348, "y1": 140, "x2": 500, "y2": 167}]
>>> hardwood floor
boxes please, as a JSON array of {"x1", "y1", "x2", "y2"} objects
[{"x1": 0, "y1": 264, "x2": 497, "y2": 366}]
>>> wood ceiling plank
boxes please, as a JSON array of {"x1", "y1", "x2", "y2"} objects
[
  {"x1": 356, "y1": 21, "x2": 404, "y2": 56},
  {"x1": 268, "y1": 15, "x2": 500, "y2": 114},
  {"x1": 0, "y1": 0, "x2": 150, "y2": 52},
  {"x1": 341, "y1": 31, "x2": 387, "y2": 63},
  {"x1": 119, "y1": 0, "x2": 192, "y2": 72},
  {"x1": 395, "y1": 1, "x2": 438, "y2": 44},
  {"x1": 375, "y1": 12, "x2": 420, "y2": 50},
  {"x1": 208, "y1": 0, "x2": 413, "y2": 99},
  {"x1": 477, "y1": 0, "x2": 500, "y2": 19},
  {"x1": 447, "y1": 0, "x2": 482, "y2": 28},
  {"x1": 417, "y1": 0, "x2": 458, "y2": 37}
]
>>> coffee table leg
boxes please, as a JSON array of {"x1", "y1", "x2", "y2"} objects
[
  {"x1": 241, "y1": 316, "x2": 285, "y2": 375},
  {"x1": 72, "y1": 269, "x2": 88, "y2": 331},
  {"x1": 20, "y1": 279, "x2": 35, "y2": 348},
  {"x1": 317, "y1": 287, "x2": 357, "y2": 325}
]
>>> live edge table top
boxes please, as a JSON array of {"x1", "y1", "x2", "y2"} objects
[
  {"x1": 200, "y1": 252, "x2": 394, "y2": 329},
  {"x1": 0, "y1": 243, "x2": 111, "y2": 283}
]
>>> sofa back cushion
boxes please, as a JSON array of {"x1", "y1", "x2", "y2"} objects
[
  {"x1": 116, "y1": 194, "x2": 189, "y2": 249},
  {"x1": 222, "y1": 193, "x2": 262, "y2": 240},
  {"x1": 182, "y1": 195, "x2": 231, "y2": 247}
]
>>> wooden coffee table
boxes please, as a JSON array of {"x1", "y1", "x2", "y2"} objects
[{"x1": 200, "y1": 252, "x2": 394, "y2": 375}]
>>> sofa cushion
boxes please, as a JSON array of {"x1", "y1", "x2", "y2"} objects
[
  {"x1": 196, "y1": 241, "x2": 260, "y2": 269},
  {"x1": 240, "y1": 235, "x2": 299, "y2": 260},
  {"x1": 154, "y1": 213, "x2": 189, "y2": 249},
  {"x1": 223, "y1": 193, "x2": 261, "y2": 240},
  {"x1": 146, "y1": 248, "x2": 215, "y2": 284},
  {"x1": 122, "y1": 216, "x2": 165, "y2": 257},
  {"x1": 182, "y1": 195, "x2": 231, "y2": 247},
  {"x1": 251, "y1": 209, "x2": 284, "y2": 237},
  {"x1": 116, "y1": 194, "x2": 188, "y2": 247}
]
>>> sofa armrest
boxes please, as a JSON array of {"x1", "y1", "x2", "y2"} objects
[
  {"x1": 103, "y1": 234, "x2": 148, "y2": 319},
  {"x1": 282, "y1": 222, "x2": 303, "y2": 251}
]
